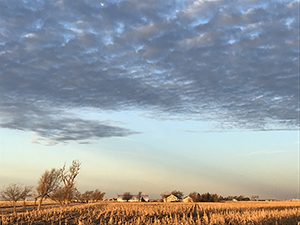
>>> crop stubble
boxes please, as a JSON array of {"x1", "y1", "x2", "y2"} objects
[{"x1": 1, "y1": 201, "x2": 299, "y2": 224}]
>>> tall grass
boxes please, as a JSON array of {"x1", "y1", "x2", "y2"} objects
[{"x1": 1, "y1": 201, "x2": 299, "y2": 224}]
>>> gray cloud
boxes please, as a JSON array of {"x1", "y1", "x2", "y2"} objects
[
  {"x1": 2, "y1": 117, "x2": 138, "y2": 145},
  {"x1": 0, "y1": 0, "x2": 298, "y2": 144},
  {"x1": 0, "y1": 101, "x2": 139, "y2": 145}
]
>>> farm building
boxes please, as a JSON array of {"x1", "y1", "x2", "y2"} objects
[
  {"x1": 117, "y1": 194, "x2": 149, "y2": 202},
  {"x1": 163, "y1": 194, "x2": 179, "y2": 202},
  {"x1": 182, "y1": 196, "x2": 193, "y2": 203}
]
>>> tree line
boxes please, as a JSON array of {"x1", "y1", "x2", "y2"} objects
[
  {"x1": 188, "y1": 191, "x2": 252, "y2": 202},
  {"x1": 160, "y1": 190, "x2": 256, "y2": 202},
  {"x1": 0, "y1": 160, "x2": 104, "y2": 214}
]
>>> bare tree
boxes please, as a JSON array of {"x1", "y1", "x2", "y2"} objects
[
  {"x1": 36, "y1": 168, "x2": 61, "y2": 210},
  {"x1": 91, "y1": 189, "x2": 105, "y2": 202},
  {"x1": 22, "y1": 186, "x2": 33, "y2": 207},
  {"x1": 171, "y1": 190, "x2": 184, "y2": 200},
  {"x1": 60, "y1": 160, "x2": 81, "y2": 205},
  {"x1": 50, "y1": 187, "x2": 67, "y2": 206},
  {"x1": 137, "y1": 191, "x2": 142, "y2": 202},
  {"x1": 251, "y1": 195, "x2": 259, "y2": 201},
  {"x1": 72, "y1": 189, "x2": 83, "y2": 203},
  {"x1": 122, "y1": 192, "x2": 133, "y2": 202},
  {"x1": 189, "y1": 192, "x2": 201, "y2": 202},
  {"x1": 0, "y1": 183, "x2": 32, "y2": 215},
  {"x1": 81, "y1": 190, "x2": 93, "y2": 203},
  {"x1": 160, "y1": 192, "x2": 171, "y2": 200}
]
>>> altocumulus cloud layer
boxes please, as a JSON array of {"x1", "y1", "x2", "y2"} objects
[{"x1": 0, "y1": 0, "x2": 299, "y2": 144}]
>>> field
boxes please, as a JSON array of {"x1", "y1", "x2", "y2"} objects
[{"x1": 1, "y1": 201, "x2": 300, "y2": 225}]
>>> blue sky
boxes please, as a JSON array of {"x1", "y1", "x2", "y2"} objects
[{"x1": 0, "y1": 0, "x2": 299, "y2": 200}]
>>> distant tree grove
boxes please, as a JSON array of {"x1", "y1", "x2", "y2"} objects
[{"x1": 188, "y1": 191, "x2": 251, "y2": 202}]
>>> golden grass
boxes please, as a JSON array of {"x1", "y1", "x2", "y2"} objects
[
  {"x1": 1, "y1": 201, "x2": 299, "y2": 224},
  {"x1": 0, "y1": 200, "x2": 57, "y2": 208},
  {"x1": 0, "y1": 201, "x2": 34, "y2": 208}
]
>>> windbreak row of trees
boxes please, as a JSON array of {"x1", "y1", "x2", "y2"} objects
[
  {"x1": 73, "y1": 189, "x2": 105, "y2": 203},
  {"x1": 161, "y1": 190, "x2": 255, "y2": 202},
  {"x1": 188, "y1": 192, "x2": 251, "y2": 202}
]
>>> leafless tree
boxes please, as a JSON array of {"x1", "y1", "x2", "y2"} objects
[
  {"x1": 189, "y1": 192, "x2": 201, "y2": 202},
  {"x1": 171, "y1": 190, "x2": 184, "y2": 199},
  {"x1": 72, "y1": 189, "x2": 83, "y2": 203},
  {"x1": 137, "y1": 191, "x2": 142, "y2": 202},
  {"x1": 122, "y1": 192, "x2": 133, "y2": 202},
  {"x1": 22, "y1": 186, "x2": 33, "y2": 207},
  {"x1": 251, "y1": 195, "x2": 259, "y2": 201},
  {"x1": 81, "y1": 190, "x2": 93, "y2": 203},
  {"x1": 0, "y1": 183, "x2": 32, "y2": 215},
  {"x1": 50, "y1": 187, "x2": 67, "y2": 206},
  {"x1": 77, "y1": 189, "x2": 105, "y2": 203},
  {"x1": 36, "y1": 168, "x2": 61, "y2": 210},
  {"x1": 91, "y1": 189, "x2": 105, "y2": 202},
  {"x1": 160, "y1": 192, "x2": 171, "y2": 200},
  {"x1": 60, "y1": 160, "x2": 81, "y2": 205}
]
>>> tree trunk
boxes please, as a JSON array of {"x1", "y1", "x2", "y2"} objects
[
  {"x1": 38, "y1": 197, "x2": 43, "y2": 211},
  {"x1": 13, "y1": 202, "x2": 16, "y2": 216},
  {"x1": 33, "y1": 197, "x2": 37, "y2": 210}
]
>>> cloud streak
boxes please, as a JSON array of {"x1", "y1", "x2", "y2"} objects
[
  {"x1": 0, "y1": 103, "x2": 139, "y2": 145},
  {"x1": 0, "y1": 0, "x2": 298, "y2": 144}
]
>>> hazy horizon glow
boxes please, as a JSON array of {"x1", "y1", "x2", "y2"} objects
[{"x1": 0, "y1": 0, "x2": 299, "y2": 200}]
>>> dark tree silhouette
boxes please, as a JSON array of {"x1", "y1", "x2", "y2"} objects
[
  {"x1": 161, "y1": 192, "x2": 171, "y2": 200},
  {"x1": 171, "y1": 190, "x2": 184, "y2": 199},
  {"x1": 189, "y1": 192, "x2": 201, "y2": 202},
  {"x1": 201, "y1": 192, "x2": 211, "y2": 202},
  {"x1": 122, "y1": 192, "x2": 133, "y2": 202},
  {"x1": 91, "y1": 189, "x2": 105, "y2": 202},
  {"x1": 81, "y1": 190, "x2": 93, "y2": 203},
  {"x1": 211, "y1": 194, "x2": 219, "y2": 202}
]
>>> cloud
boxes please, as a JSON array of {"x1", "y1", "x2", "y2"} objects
[
  {"x1": 0, "y1": 101, "x2": 139, "y2": 145},
  {"x1": 1, "y1": 114, "x2": 139, "y2": 146},
  {"x1": 0, "y1": 0, "x2": 298, "y2": 144}
]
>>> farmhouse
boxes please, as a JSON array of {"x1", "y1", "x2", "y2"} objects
[
  {"x1": 182, "y1": 196, "x2": 193, "y2": 203},
  {"x1": 163, "y1": 194, "x2": 179, "y2": 202},
  {"x1": 117, "y1": 194, "x2": 149, "y2": 202}
]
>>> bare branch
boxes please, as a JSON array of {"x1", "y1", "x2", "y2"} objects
[{"x1": 36, "y1": 168, "x2": 61, "y2": 210}]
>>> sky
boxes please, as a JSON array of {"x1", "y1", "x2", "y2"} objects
[{"x1": 0, "y1": 0, "x2": 299, "y2": 200}]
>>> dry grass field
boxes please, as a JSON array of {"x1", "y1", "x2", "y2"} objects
[{"x1": 1, "y1": 201, "x2": 299, "y2": 225}]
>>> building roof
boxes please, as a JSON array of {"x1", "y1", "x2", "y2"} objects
[
  {"x1": 164, "y1": 194, "x2": 179, "y2": 202},
  {"x1": 182, "y1": 196, "x2": 193, "y2": 202}
]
